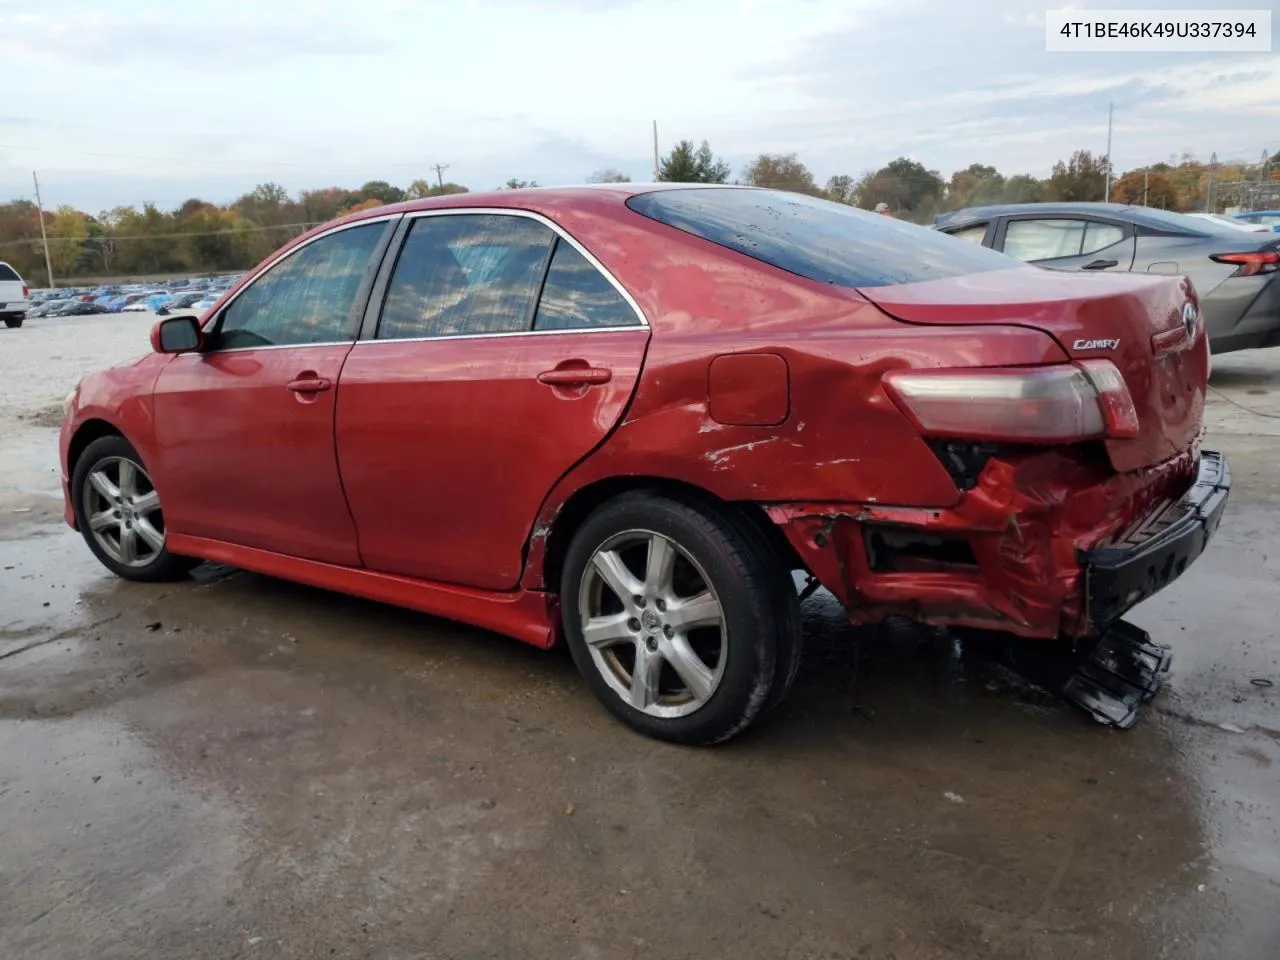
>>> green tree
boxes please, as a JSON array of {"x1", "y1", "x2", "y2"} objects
[
  {"x1": 947, "y1": 163, "x2": 1006, "y2": 209},
  {"x1": 743, "y1": 153, "x2": 820, "y2": 194},
  {"x1": 1110, "y1": 169, "x2": 1178, "y2": 209},
  {"x1": 1000, "y1": 175, "x2": 1044, "y2": 203},
  {"x1": 46, "y1": 205, "x2": 89, "y2": 277},
  {"x1": 824, "y1": 174, "x2": 856, "y2": 203},
  {"x1": 587, "y1": 168, "x2": 631, "y2": 183},
  {"x1": 358, "y1": 180, "x2": 406, "y2": 203},
  {"x1": 405, "y1": 179, "x2": 470, "y2": 199},
  {"x1": 1045, "y1": 150, "x2": 1110, "y2": 202},
  {"x1": 657, "y1": 140, "x2": 730, "y2": 183},
  {"x1": 181, "y1": 204, "x2": 250, "y2": 270},
  {"x1": 502, "y1": 179, "x2": 540, "y2": 190},
  {"x1": 856, "y1": 158, "x2": 943, "y2": 214}
]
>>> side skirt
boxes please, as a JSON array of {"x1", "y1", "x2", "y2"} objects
[{"x1": 167, "y1": 534, "x2": 558, "y2": 649}]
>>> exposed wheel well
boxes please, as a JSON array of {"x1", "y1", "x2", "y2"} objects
[
  {"x1": 68, "y1": 419, "x2": 124, "y2": 475},
  {"x1": 538, "y1": 476, "x2": 804, "y2": 594}
]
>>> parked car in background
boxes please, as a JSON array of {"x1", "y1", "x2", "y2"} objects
[
  {"x1": 27, "y1": 298, "x2": 73, "y2": 318},
  {"x1": 48, "y1": 300, "x2": 108, "y2": 317},
  {"x1": 0, "y1": 261, "x2": 30, "y2": 328},
  {"x1": 1232, "y1": 210, "x2": 1280, "y2": 232},
  {"x1": 190, "y1": 295, "x2": 220, "y2": 311},
  {"x1": 61, "y1": 186, "x2": 1226, "y2": 742},
  {"x1": 1187, "y1": 212, "x2": 1272, "y2": 233},
  {"x1": 155, "y1": 292, "x2": 207, "y2": 315},
  {"x1": 936, "y1": 202, "x2": 1280, "y2": 354}
]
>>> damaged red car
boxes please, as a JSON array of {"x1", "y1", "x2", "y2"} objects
[{"x1": 60, "y1": 185, "x2": 1229, "y2": 744}]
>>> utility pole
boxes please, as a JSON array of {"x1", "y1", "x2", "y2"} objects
[
  {"x1": 32, "y1": 171, "x2": 54, "y2": 288},
  {"x1": 1208, "y1": 152, "x2": 1219, "y2": 212},
  {"x1": 652, "y1": 120, "x2": 660, "y2": 180},
  {"x1": 1143, "y1": 168, "x2": 1149, "y2": 206},
  {"x1": 1103, "y1": 102, "x2": 1113, "y2": 202},
  {"x1": 430, "y1": 163, "x2": 449, "y2": 190}
]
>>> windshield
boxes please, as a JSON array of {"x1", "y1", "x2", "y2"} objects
[{"x1": 628, "y1": 188, "x2": 1021, "y2": 288}]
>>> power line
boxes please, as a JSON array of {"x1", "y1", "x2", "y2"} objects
[{"x1": 0, "y1": 220, "x2": 322, "y2": 250}]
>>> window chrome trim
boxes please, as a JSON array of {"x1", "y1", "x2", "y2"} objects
[
  {"x1": 355, "y1": 325, "x2": 649, "y2": 346},
  {"x1": 383, "y1": 206, "x2": 650, "y2": 336},
  {"x1": 200, "y1": 213, "x2": 403, "y2": 351},
  {"x1": 173, "y1": 340, "x2": 354, "y2": 358}
]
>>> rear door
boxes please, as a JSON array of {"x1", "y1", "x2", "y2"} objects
[
  {"x1": 995, "y1": 215, "x2": 1136, "y2": 273},
  {"x1": 336, "y1": 211, "x2": 650, "y2": 589}
]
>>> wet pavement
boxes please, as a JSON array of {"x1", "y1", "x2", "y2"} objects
[{"x1": 2, "y1": 314, "x2": 1278, "y2": 959}]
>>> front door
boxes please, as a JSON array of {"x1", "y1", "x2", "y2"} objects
[
  {"x1": 152, "y1": 219, "x2": 392, "y2": 564},
  {"x1": 336, "y1": 212, "x2": 650, "y2": 590}
]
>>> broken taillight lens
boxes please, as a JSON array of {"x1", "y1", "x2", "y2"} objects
[{"x1": 883, "y1": 362, "x2": 1138, "y2": 443}]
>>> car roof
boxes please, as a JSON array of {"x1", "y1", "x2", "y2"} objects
[{"x1": 935, "y1": 201, "x2": 1204, "y2": 231}]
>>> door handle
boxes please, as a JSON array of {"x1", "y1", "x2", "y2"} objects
[
  {"x1": 537, "y1": 367, "x2": 613, "y2": 386},
  {"x1": 286, "y1": 376, "x2": 332, "y2": 394},
  {"x1": 1082, "y1": 259, "x2": 1119, "y2": 270}
]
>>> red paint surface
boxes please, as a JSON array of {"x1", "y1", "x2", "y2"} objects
[
  {"x1": 151, "y1": 347, "x2": 361, "y2": 565},
  {"x1": 60, "y1": 186, "x2": 1214, "y2": 649},
  {"x1": 335, "y1": 329, "x2": 648, "y2": 588},
  {"x1": 708, "y1": 353, "x2": 789, "y2": 426}
]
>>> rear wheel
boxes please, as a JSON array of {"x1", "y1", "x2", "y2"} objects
[
  {"x1": 560, "y1": 491, "x2": 798, "y2": 745},
  {"x1": 72, "y1": 435, "x2": 197, "y2": 582},
  {"x1": 3, "y1": 316, "x2": 21, "y2": 329}
]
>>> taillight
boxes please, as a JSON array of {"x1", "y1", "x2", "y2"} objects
[
  {"x1": 22, "y1": 284, "x2": 29, "y2": 298},
  {"x1": 882, "y1": 362, "x2": 1139, "y2": 443},
  {"x1": 1210, "y1": 250, "x2": 1279, "y2": 277}
]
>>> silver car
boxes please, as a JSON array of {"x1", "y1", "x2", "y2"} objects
[{"x1": 935, "y1": 202, "x2": 1280, "y2": 354}]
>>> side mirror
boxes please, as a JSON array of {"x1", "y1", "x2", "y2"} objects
[{"x1": 151, "y1": 315, "x2": 203, "y2": 354}]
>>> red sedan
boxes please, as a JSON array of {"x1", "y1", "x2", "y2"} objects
[{"x1": 60, "y1": 185, "x2": 1228, "y2": 743}]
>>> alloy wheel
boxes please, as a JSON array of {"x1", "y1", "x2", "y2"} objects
[
  {"x1": 83, "y1": 456, "x2": 166, "y2": 568},
  {"x1": 577, "y1": 529, "x2": 728, "y2": 718}
]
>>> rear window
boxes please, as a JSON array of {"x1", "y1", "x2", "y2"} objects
[
  {"x1": 626, "y1": 188, "x2": 1019, "y2": 288},
  {"x1": 0, "y1": 263, "x2": 20, "y2": 282}
]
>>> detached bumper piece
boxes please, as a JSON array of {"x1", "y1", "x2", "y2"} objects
[
  {"x1": 1000, "y1": 620, "x2": 1172, "y2": 729},
  {"x1": 1085, "y1": 451, "x2": 1230, "y2": 629},
  {"x1": 1059, "y1": 621, "x2": 1171, "y2": 728}
]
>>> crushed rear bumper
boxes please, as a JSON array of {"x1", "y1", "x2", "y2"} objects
[
  {"x1": 1084, "y1": 451, "x2": 1229, "y2": 628},
  {"x1": 768, "y1": 449, "x2": 1228, "y2": 640}
]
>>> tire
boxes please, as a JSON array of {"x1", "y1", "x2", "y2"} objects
[
  {"x1": 3, "y1": 316, "x2": 21, "y2": 329},
  {"x1": 71, "y1": 435, "x2": 198, "y2": 582},
  {"x1": 560, "y1": 491, "x2": 798, "y2": 745}
]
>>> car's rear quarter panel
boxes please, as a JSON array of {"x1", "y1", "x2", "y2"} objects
[{"x1": 517, "y1": 197, "x2": 1069, "y2": 590}]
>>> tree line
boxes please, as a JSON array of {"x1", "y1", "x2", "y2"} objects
[{"x1": 3, "y1": 146, "x2": 1275, "y2": 286}]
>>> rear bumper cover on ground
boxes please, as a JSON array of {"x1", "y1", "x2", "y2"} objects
[{"x1": 1084, "y1": 451, "x2": 1230, "y2": 628}]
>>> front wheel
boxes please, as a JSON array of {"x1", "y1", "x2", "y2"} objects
[
  {"x1": 71, "y1": 435, "x2": 197, "y2": 582},
  {"x1": 561, "y1": 492, "x2": 798, "y2": 745}
]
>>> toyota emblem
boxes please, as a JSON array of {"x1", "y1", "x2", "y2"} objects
[{"x1": 1182, "y1": 302, "x2": 1199, "y2": 339}]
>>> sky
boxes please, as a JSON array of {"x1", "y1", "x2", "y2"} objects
[{"x1": 1, "y1": 0, "x2": 1277, "y2": 212}]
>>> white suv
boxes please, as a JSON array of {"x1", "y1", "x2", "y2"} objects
[{"x1": 1, "y1": 261, "x2": 30, "y2": 329}]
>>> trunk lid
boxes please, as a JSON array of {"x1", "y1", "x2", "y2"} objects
[{"x1": 859, "y1": 267, "x2": 1208, "y2": 472}]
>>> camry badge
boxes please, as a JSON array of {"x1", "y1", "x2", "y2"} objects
[{"x1": 1072, "y1": 338, "x2": 1120, "y2": 350}]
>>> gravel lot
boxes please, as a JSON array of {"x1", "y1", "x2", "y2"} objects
[{"x1": 2, "y1": 311, "x2": 1278, "y2": 959}]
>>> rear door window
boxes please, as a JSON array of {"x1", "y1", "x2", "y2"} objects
[
  {"x1": 533, "y1": 239, "x2": 640, "y2": 331},
  {"x1": 627, "y1": 188, "x2": 1017, "y2": 288},
  {"x1": 0, "y1": 263, "x2": 20, "y2": 282},
  {"x1": 1082, "y1": 221, "x2": 1126, "y2": 255},
  {"x1": 377, "y1": 214, "x2": 554, "y2": 339}
]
